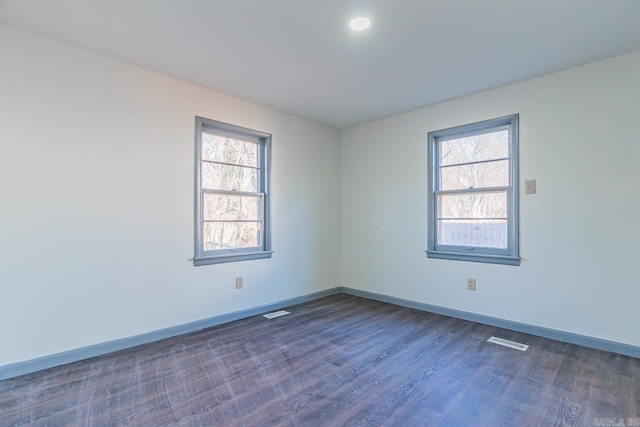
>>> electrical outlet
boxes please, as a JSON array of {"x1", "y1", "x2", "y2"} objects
[
  {"x1": 467, "y1": 278, "x2": 476, "y2": 291},
  {"x1": 236, "y1": 277, "x2": 243, "y2": 289}
]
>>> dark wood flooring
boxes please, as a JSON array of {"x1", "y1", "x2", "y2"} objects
[{"x1": 1, "y1": 294, "x2": 638, "y2": 426}]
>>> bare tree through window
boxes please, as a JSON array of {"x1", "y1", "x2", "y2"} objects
[
  {"x1": 427, "y1": 115, "x2": 519, "y2": 265},
  {"x1": 195, "y1": 118, "x2": 271, "y2": 266}
]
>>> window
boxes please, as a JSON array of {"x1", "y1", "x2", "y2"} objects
[
  {"x1": 427, "y1": 114, "x2": 519, "y2": 265},
  {"x1": 194, "y1": 117, "x2": 272, "y2": 266}
]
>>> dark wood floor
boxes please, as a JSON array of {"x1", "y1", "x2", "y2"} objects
[{"x1": 1, "y1": 294, "x2": 638, "y2": 426}]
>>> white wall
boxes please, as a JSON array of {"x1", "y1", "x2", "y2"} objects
[
  {"x1": 341, "y1": 50, "x2": 640, "y2": 347},
  {"x1": 0, "y1": 25, "x2": 341, "y2": 366}
]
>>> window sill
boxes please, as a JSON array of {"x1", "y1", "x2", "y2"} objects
[
  {"x1": 426, "y1": 250, "x2": 520, "y2": 266},
  {"x1": 194, "y1": 251, "x2": 273, "y2": 266}
]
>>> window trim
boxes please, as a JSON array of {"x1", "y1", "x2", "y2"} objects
[
  {"x1": 194, "y1": 117, "x2": 272, "y2": 266},
  {"x1": 426, "y1": 114, "x2": 520, "y2": 266}
]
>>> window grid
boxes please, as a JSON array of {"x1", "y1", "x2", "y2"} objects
[
  {"x1": 427, "y1": 115, "x2": 519, "y2": 265},
  {"x1": 195, "y1": 117, "x2": 272, "y2": 266}
]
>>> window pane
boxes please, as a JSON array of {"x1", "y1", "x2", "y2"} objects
[
  {"x1": 202, "y1": 132, "x2": 258, "y2": 167},
  {"x1": 440, "y1": 159, "x2": 508, "y2": 191},
  {"x1": 438, "y1": 192, "x2": 507, "y2": 219},
  {"x1": 203, "y1": 221, "x2": 261, "y2": 250},
  {"x1": 202, "y1": 162, "x2": 257, "y2": 192},
  {"x1": 203, "y1": 194, "x2": 261, "y2": 221},
  {"x1": 440, "y1": 130, "x2": 508, "y2": 166},
  {"x1": 437, "y1": 219, "x2": 507, "y2": 249}
]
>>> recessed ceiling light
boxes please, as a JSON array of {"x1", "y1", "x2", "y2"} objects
[{"x1": 350, "y1": 17, "x2": 370, "y2": 31}]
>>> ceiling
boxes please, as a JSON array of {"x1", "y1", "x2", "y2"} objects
[{"x1": 1, "y1": 1, "x2": 640, "y2": 129}]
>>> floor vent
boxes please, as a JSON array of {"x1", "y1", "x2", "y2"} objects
[
  {"x1": 487, "y1": 336, "x2": 529, "y2": 351},
  {"x1": 263, "y1": 310, "x2": 290, "y2": 319}
]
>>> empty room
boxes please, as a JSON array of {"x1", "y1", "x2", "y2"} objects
[{"x1": 1, "y1": 1, "x2": 639, "y2": 426}]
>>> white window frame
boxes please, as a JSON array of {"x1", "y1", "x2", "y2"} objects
[
  {"x1": 427, "y1": 114, "x2": 520, "y2": 266},
  {"x1": 194, "y1": 117, "x2": 272, "y2": 266}
]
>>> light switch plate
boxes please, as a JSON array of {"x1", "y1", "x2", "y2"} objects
[{"x1": 525, "y1": 180, "x2": 536, "y2": 195}]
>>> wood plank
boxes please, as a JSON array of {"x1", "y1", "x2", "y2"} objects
[{"x1": 0, "y1": 294, "x2": 638, "y2": 426}]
